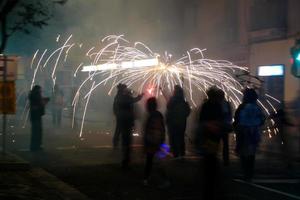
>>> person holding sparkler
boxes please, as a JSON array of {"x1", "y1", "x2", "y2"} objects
[
  {"x1": 117, "y1": 85, "x2": 144, "y2": 169},
  {"x1": 112, "y1": 83, "x2": 127, "y2": 148}
]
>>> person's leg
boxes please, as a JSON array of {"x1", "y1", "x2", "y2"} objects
[
  {"x1": 180, "y1": 131, "x2": 186, "y2": 157},
  {"x1": 240, "y1": 155, "x2": 248, "y2": 180},
  {"x1": 30, "y1": 119, "x2": 42, "y2": 151},
  {"x1": 121, "y1": 123, "x2": 132, "y2": 169},
  {"x1": 36, "y1": 119, "x2": 43, "y2": 149},
  {"x1": 247, "y1": 155, "x2": 255, "y2": 181},
  {"x1": 222, "y1": 133, "x2": 229, "y2": 165},
  {"x1": 144, "y1": 153, "x2": 154, "y2": 181},
  {"x1": 30, "y1": 120, "x2": 38, "y2": 151},
  {"x1": 113, "y1": 119, "x2": 121, "y2": 148},
  {"x1": 170, "y1": 127, "x2": 181, "y2": 158},
  {"x1": 167, "y1": 125, "x2": 175, "y2": 156},
  {"x1": 157, "y1": 155, "x2": 170, "y2": 188},
  {"x1": 172, "y1": 134, "x2": 179, "y2": 158}
]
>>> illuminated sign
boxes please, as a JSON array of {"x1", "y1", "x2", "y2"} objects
[{"x1": 258, "y1": 65, "x2": 284, "y2": 76}]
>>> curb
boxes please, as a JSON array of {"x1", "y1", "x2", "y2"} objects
[
  {"x1": 0, "y1": 152, "x2": 30, "y2": 171},
  {"x1": 30, "y1": 168, "x2": 91, "y2": 200}
]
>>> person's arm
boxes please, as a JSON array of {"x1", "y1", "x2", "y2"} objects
[
  {"x1": 233, "y1": 104, "x2": 242, "y2": 127},
  {"x1": 131, "y1": 93, "x2": 144, "y2": 103}
]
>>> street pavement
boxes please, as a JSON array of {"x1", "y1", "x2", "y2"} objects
[
  {"x1": 9, "y1": 144, "x2": 300, "y2": 200},
  {"x1": 0, "y1": 152, "x2": 90, "y2": 200},
  {"x1": 1, "y1": 113, "x2": 300, "y2": 200}
]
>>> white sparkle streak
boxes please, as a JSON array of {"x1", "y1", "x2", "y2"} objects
[
  {"x1": 28, "y1": 34, "x2": 279, "y2": 138},
  {"x1": 79, "y1": 81, "x2": 95, "y2": 137},
  {"x1": 258, "y1": 100, "x2": 270, "y2": 115},
  {"x1": 265, "y1": 93, "x2": 281, "y2": 103},
  {"x1": 266, "y1": 99, "x2": 277, "y2": 113},
  {"x1": 31, "y1": 49, "x2": 47, "y2": 89},
  {"x1": 51, "y1": 35, "x2": 73, "y2": 81},
  {"x1": 74, "y1": 63, "x2": 84, "y2": 77},
  {"x1": 30, "y1": 50, "x2": 39, "y2": 69},
  {"x1": 186, "y1": 51, "x2": 195, "y2": 106},
  {"x1": 72, "y1": 91, "x2": 80, "y2": 128}
]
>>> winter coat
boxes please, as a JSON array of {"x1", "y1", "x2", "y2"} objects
[
  {"x1": 234, "y1": 103, "x2": 265, "y2": 156},
  {"x1": 144, "y1": 110, "x2": 165, "y2": 153},
  {"x1": 197, "y1": 100, "x2": 225, "y2": 155},
  {"x1": 166, "y1": 96, "x2": 190, "y2": 129}
]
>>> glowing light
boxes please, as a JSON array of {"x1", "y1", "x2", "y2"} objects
[
  {"x1": 81, "y1": 58, "x2": 159, "y2": 71},
  {"x1": 258, "y1": 65, "x2": 284, "y2": 76},
  {"x1": 147, "y1": 87, "x2": 155, "y2": 95},
  {"x1": 132, "y1": 133, "x2": 139, "y2": 137},
  {"x1": 296, "y1": 54, "x2": 300, "y2": 61},
  {"x1": 157, "y1": 143, "x2": 171, "y2": 158}
]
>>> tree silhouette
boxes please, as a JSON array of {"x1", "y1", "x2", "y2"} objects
[{"x1": 0, "y1": 0, "x2": 67, "y2": 53}]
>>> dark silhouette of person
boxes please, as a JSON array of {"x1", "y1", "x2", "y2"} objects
[
  {"x1": 272, "y1": 103, "x2": 294, "y2": 144},
  {"x1": 29, "y1": 85, "x2": 49, "y2": 151},
  {"x1": 233, "y1": 88, "x2": 265, "y2": 181},
  {"x1": 51, "y1": 85, "x2": 64, "y2": 127},
  {"x1": 117, "y1": 85, "x2": 144, "y2": 169},
  {"x1": 112, "y1": 83, "x2": 127, "y2": 148},
  {"x1": 166, "y1": 85, "x2": 190, "y2": 158},
  {"x1": 198, "y1": 86, "x2": 225, "y2": 200},
  {"x1": 143, "y1": 97, "x2": 169, "y2": 187},
  {"x1": 216, "y1": 89, "x2": 233, "y2": 166},
  {"x1": 271, "y1": 102, "x2": 294, "y2": 168}
]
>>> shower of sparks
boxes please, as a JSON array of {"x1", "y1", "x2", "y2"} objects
[
  {"x1": 25, "y1": 34, "x2": 280, "y2": 138},
  {"x1": 80, "y1": 35, "x2": 248, "y2": 108}
]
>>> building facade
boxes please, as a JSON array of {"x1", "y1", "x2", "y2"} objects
[{"x1": 182, "y1": 0, "x2": 300, "y2": 104}]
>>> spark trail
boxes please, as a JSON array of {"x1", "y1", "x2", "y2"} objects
[{"x1": 27, "y1": 35, "x2": 280, "y2": 138}]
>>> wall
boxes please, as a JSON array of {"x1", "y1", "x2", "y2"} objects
[{"x1": 249, "y1": 39, "x2": 300, "y2": 103}]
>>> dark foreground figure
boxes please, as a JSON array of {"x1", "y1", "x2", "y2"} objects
[
  {"x1": 166, "y1": 85, "x2": 190, "y2": 157},
  {"x1": 29, "y1": 85, "x2": 49, "y2": 151},
  {"x1": 112, "y1": 83, "x2": 126, "y2": 148},
  {"x1": 116, "y1": 84, "x2": 143, "y2": 169},
  {"x1": 143, "y1": 97, "x2": 169, "y2": 187},
  {"x1": 198, "y1": 87, "x2": 225, "y2": 200},
  {"x1": 234, "y1": 88, "x2": 265, "y2": 181}
]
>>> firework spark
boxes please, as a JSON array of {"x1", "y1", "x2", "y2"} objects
[{"x1": 26, "y1": 34, "x2": 280, "y2": 138}]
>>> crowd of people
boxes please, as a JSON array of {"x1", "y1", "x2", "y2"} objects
[
  {"x1": 29, "y1": 83, "x2": 268, "y2": 198},
  {"x1": 111, "y1": 83, "x2": 266, "y2": 194}
]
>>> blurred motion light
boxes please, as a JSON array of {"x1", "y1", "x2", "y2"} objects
[
  {"x1": 82, "y1": 58, "x2": 159, "y2": 72},
  {"x1": 291, "y1": 39, "x2": 300, "y2": 78},
  {"x1": 296, "y1": 53, "x2": 300, "y2": 61}
]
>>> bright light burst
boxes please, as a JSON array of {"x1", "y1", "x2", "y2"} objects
[
  {"x1": 79, "y1": 35, "x2": 247, "y2": 108},
  {"x1": 27, "y1": 34, "x2": 280, "y2": 138}
]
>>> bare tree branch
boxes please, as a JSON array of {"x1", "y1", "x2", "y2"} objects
[{"x1": 0, "y1": 0, "x2": 67, "y2": 53}]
